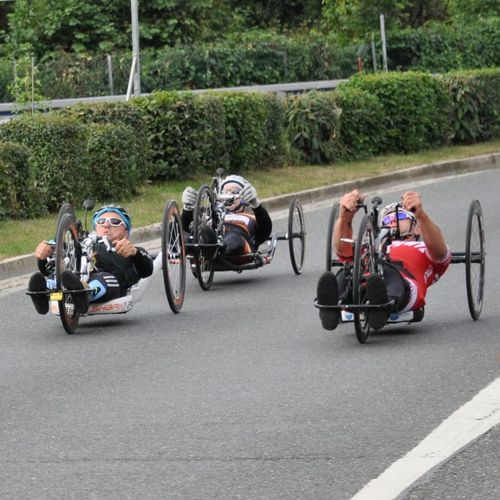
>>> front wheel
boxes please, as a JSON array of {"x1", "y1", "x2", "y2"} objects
[
  {"x1": 55, "y1": 212, "x2": 81, "y2": 334},
  {"x1": 193, "y1": 184, "x2": 216, "y2": 290},
  {"x1": 352, "y1": 215, "x2": 377, "y2": 344},
  {"x1": 162, "y1": 200, "x2": 186, "y2": 313},
  {"x1": 288, "y1": 199, "x2": 305, "y2": 274},
  {"x1": 325, "y1": 203, "x2": 339, "y2": 271},
  {"x1": 465, "y1": 199, "x2": 485, "y2": 320}
]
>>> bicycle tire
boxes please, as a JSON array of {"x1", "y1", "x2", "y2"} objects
[
  {"x1": 465, "y1": 199, "x2": 485, "y2": 320},
  {"x1": 325, "y1": 203, "x2": 339, "y2": 271},
  {"x1": 55, "y1": 212, "x2": 81, "y2": 334},
  {"x1": 193, "y1": 184, "x2": 215, "y2": 291},
  {"x1": 288, "y1": 198, "x2": 305, "y2": 275},
  {"x1": 162, "y1": 200, "x2": 186, "y2": 313},
  {"x1": 352, "y1": 215, "x2": 377, "y2": 344}
]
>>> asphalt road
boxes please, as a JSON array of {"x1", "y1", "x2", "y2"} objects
[{"x1": 1, "y1": 169, "x2": 499, "y2": 499}]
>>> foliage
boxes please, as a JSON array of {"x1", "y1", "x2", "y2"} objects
[
  {"x1": 132, "y1": 91, "x2": 223, "y2": 180},
  {"x1": 59, "y1": 100, "x2": 153, "y2": 179},
  {"x1": 285, "y1": 91, "x2": 342, "y2": 164},
  {"x1": 85, "y1": 123, "x2": 145, "y2": 202},
  {"x1": 0, "y1": 141, "x2": 46, "y2": 220},
  {"x1": 228, "y1": 0, "x2": 323, "y2": 29},
  {"x1": 222, "y1": 92, "x2": 286, "y2": 171},
  {"x1": 333, "y1": 85, "x2": 386, "y2": 158},
  {"x1": 386, "y1": 18, "x2": 500, "y2": 72},
  {"x1": 438, "y1": 69, "x2": 500, "y2": 144},
  {"x1": 344, "y1": 71, "x2": 451, "y2": 153},
  {"x1": 0, "y1": 113, "x2": 89, "y2": 210},
  {"x1": 447, "y1": 0, "x2": 500, "y2": 21},
  {"x1": 322, "y1": 0, "x2": 449, "y2": 43}
]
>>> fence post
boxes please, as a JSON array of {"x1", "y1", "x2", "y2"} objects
[
  {"x1": 107, "y1": 54, "x2": 114, "y2": 96},
  {"x1": 379, "y1": 14, "x2": 388, "y2": 72},
  {"x1": 371, "y1": 33, "x2": 377, "y2": 72}
]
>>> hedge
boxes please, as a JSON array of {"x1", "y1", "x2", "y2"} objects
[
  {"x1": 0, "y1": 141, "x2": 46, "y2": 220},
  {"x1": 85, "y1": 123, "x2": 145, "y2": 202},
  {"x1": 340, "y1": 71, "x2": 451, "y2": 153},
  {"x1": 439, "y1": 69, "x2": 500, "y2": 143},
  {"x1": 0, "y1": 113, "x2": 89, "y2": 210}
]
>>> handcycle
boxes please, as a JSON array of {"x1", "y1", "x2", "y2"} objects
[
  {"x1": 185, "y1": 169, "x2": 306, "y2": 291},
  {"x1": 26, "y1": 198, "x2": 186, "y2": 334},
  {"x1": 315, "y1": 196, "x2": 485, "y2": 343}
]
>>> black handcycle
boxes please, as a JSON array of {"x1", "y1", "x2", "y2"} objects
[
  {"x1": 26, "y1": 199, "x2": 186, "y2": 334},
  {"x1": 185, "y1": 169, "x2": 306, "y2": 291},
  {"x1": 315, "y1": 197, "x2": 485, "y2": 343}
]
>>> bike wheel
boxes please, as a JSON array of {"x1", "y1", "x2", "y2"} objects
[
  {"x1": 55, "y1": 212, "x2": 81, "y2": 334},
  {"x1": 465, "y1": 199, "x2": 485, "y2": 320},
  {"x1": 162, "y1": 200, "x2": 186, "y2": 313},
  {"x1": 325, "y1": 203, "x2": 339, "y2": 271},
  {"x1": 288, "y1": 198, "x2": 305, "y2": 275},
  {"x1": 353, "y1": 215, "x2": 377, "y2": 344},
  {"x1": 193, "y1": 184, "x2": 215, "y2": 291}
]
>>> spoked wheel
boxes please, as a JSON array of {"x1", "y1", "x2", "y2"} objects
[
  {"x1": 465, "y1": 199, "x2": 485, "y2": 320},
  {"x1": 325, "y1": 203, "x2": 339, "y2": 271},
  {"x1": 55, "y1": 212, "x2": 81, "y2": 334},
  {"x1": 193, "y1": 184, "x2": 216, "y2": 291},
  {"x1": 288, "y1": 198, "x2": 305, "y2": 275},
  {"x1": 352, "y1": 215, "x2": 377, "y2": 344},
  {"x1": 161, "y1": 200, "x2": 186, "y2": 313}
]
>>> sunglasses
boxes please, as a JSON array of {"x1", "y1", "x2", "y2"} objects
[
  {"x1": 95, "y1": 216, "x2": 125, "y2": 227},
  {"x1": 381, "y1": 212, "x2": 414, "y2": 226}
]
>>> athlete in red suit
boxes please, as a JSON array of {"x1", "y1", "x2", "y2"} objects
[{"x1": 318, "y1": 189, "x2": 450, "y2": 331}]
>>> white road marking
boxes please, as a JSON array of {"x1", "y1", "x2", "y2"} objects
[{"x1": 350, "y1": 377, "x2": 500, "y2": 500}]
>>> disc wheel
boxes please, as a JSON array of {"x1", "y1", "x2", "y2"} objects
[
  {"x1": 465, "y1": 199, "x2": 485, "y2": 320},
  {"x1": 352, "y1": 215, "x2": 377, "y2": 344},
  {"x1": 193, "y1": 184, "x2": 216, "y2": 291},
  {"x1": 325, "y1": 203, "x2": 339, "y2": 271},
  {"x1": 288, "y1": 198, "x2": 305, "y2": 274},
  {"x1": 55, "y1": 212, "x2": 81, "y2": 334},
  {"x1": 162, "y1": 200, "x2": 186, "y2": 313}
]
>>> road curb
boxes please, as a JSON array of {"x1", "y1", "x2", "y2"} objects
[{"x1": 1, "y1": 152, "x2": 498, "y2": 281}]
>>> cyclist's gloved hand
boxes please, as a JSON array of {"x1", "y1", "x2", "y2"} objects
[
  {"x1": 240, "y1": 183, "x2": 260, "y2": 208},
  {"x1": 182, "y1": 187, "x2": 197, "y2": 211}
]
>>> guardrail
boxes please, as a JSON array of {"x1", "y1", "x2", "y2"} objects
[{"x1": 0, "y1": 79, "x2": 347, "y2": 118}]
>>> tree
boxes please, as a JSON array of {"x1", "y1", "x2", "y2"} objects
[{"x1": 322, "y1": 0, "x2": 449, "y2": 42}]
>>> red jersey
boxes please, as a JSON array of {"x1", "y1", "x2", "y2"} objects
[{"x1": 387, "y1": 240, "x2": 451, "y2": 310}]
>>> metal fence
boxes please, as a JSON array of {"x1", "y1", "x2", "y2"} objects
[{"x1": 0, "y1": 79, "x2": 347, "y2": 121}]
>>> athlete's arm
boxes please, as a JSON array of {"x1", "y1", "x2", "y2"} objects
[{"x1": 402, "y1": 191, "x2": 448, "y2": 261}]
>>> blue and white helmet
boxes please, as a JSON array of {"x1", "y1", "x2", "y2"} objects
[{"x1": 92, "y1": 205, "x2": 132, "y2": 233}]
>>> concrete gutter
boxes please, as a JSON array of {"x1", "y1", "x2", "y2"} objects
[{"x1": 1, "y1": 152, "x2": 499, "y2": 281}]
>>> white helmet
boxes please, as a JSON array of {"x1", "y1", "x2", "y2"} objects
[{"x1": 220, "y1": 175, "x2": 247, "y2": 192}]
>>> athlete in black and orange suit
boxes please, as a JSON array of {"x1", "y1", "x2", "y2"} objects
[{"x1": 181, "y1": 175, "x2": 272, "y2": 260}]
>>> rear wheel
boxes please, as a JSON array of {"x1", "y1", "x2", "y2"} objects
[
  {"x1": 465, "y1": 200, "x2": 485, "y2": 320},
  {"x1": 325, "y1": 203, "x2": 339, "y2": 271},
  {"x1": 55, "y1": 212, "x2": 81, "y2": 334},
  {"x1": 162, "y1": 200, "x2": 186, "y2": 313},
  {"x1": 353, "y1": 215, "x2": 377, "y2": 344},
  {"x1": 288, "y1": 199, "x2": 305, "y2": 274},
  {"x1": 193, "y1": 185, "x2": 216, "y2": 290}
]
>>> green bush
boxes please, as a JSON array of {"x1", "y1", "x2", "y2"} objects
[
  {"x1": 344, "y1": 72, "x2": 451, "y2": 153},
  {"x1": 285, "y1": 91, "x2": 341, "y2": 164},
  {"x1": 0, "y1": 113, "x2": 89, "y2": 210},
  {"x1": 222, "y1": 92, "x2": 286, "y2": 171},
  {"x1": 133, "y1": 91, "x2": 225, "y2": 180},
  {"x1": 386, "y1": 19, "x2": 500, "y2": 72},
  {"x1": 333, "y1": 85, "x2": 386, "y2": 159},
  {"x1": 0, "y1": 141, "x2": 46, "y2": 220},
  {"x1": 85, "y1": 123, "x2": 145, "y2": 202},
  {"x1": 59, "y1": 101, "x2": 153, "y2": 180},
  {"x1": 439, "y1": 68, "x2": 500, "y2": 143}
]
